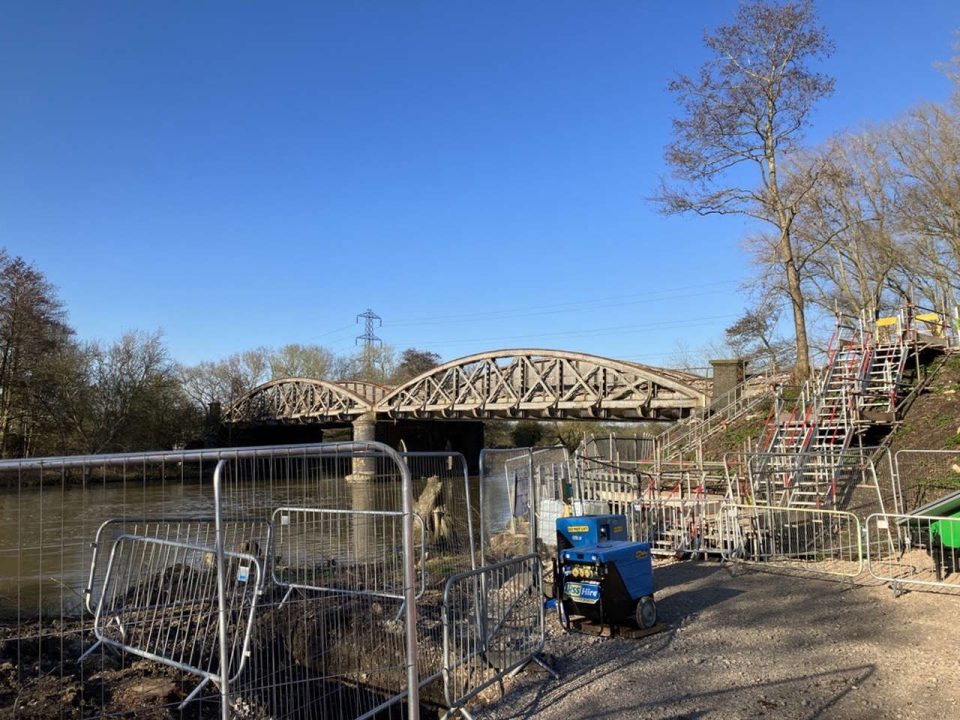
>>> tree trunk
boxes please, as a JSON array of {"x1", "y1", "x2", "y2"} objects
[
  {"x1": 765, "y1": 105, "x2": 811, "y2": 381},
  {"x1": 780, "y1": 231, "x2": 812, "y2": 379}
]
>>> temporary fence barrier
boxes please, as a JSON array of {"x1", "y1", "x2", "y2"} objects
[
  {"x1": 718, "y1": 503, "x2": 863, "y2": 577},
  {"x1": 83, "y1": 533, "x2": 264, "y2": 708},
  {"x1": 580, "y1": 435, "x2": 654, "y2": 464},
  {"x1": 482, "y1": 446, "x2": 572, "y2": 552},
  {"x1": 397, "y1": 451, "x2": 482, "y2": 693},
  {"x1": 858, "y1": 447, "x2": 899, "y2": 517},
  {"x1": 269, "y1": 506, "x2": 427, "y2": 604},
  {"x1": 723, "y1": 451, "x2": 755, "y2": 503},
  {"x1": 638, "y1": 472, "x2": 732, "y2": 558},
  {"x1": 571, "y1": 447, "x2": 643, "y2": 534},
  {"x1": 743, "y1": 447, "x2": 895, "y2": 518},
  {"x1": 400, "y1": 450, "x2": 478, "y2": 577},
  {"x1": 572, "y1": 449, "x2": 729, "y2": 558},
  {"x1": 0, "y1": 442, "x2": 423, "y2": 720},
  {"x1": 529, "y1": 447, "x2": 570, "y2": 549},
  {"x1": 865, "y1": 511, "x2": 960, "y2": 595},
  {"x1": 893, "y1": 449, "x2": 960, "y2": 515},
  {"x1": 479, "y1": 449, "x2": 538, "y2": 565},
  {"x1": 573, "y1": 460, "x2": 643, "y2": 517},
  {"x1": 441, "y1": 553, "x2": 556, "y2": 720},
  {"x1": 216, "y1": 446, "x2": 421, "y2": 720},
  {"x1": 0, "y1": 443, "x2": 562, "y2": 720},
  {"x1": 83, "y1": 515, "x2": 272, "y2": 616}
]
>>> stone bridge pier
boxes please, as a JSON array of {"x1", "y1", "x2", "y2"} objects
[{"x1": 347, "y1": 412, "x2": 378, "y2": 482}]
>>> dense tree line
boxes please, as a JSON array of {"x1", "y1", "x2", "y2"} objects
[
  {"x1": 0, "y1": 253, "x2": 196, "y2": 456},
  {"x1": 0, "y1": 251, "x2": 440, "y2": 458}
]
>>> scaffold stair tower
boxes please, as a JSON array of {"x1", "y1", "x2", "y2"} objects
[{"x1": 757, "y1": 309, "x2": 916, "y2": 509}]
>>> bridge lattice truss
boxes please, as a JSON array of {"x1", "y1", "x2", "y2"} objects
[
  {"x1": 222, "y1": 379, "x2": 371, "y2": 424},
  {"x1": 223, "y1": 350, "x2": 707, "y2": 425}
]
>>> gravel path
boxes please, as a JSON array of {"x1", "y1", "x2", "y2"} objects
[{"x1": 477, "y1": 560, "x2": 960, "y2": 720}]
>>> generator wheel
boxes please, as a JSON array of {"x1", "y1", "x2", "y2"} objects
[{"x1": 636, "y1": 595, "x2": 657, "y2": 629}]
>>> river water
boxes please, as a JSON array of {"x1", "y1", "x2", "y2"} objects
[{"x1": 0, "y1": 475, "x2": 513, "y2": 620}]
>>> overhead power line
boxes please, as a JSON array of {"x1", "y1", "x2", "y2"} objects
[
  {"x1": 387, "y1": 280, "x2": 740, "y2": 328},
  {"x1": 387, "y1": 313, "x2": 739, "y2": 349}
]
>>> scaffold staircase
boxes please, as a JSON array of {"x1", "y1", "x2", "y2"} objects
[
  {"x1": 756, "y1": 311, "x2": 915, "y2": 509},
  {"x1": 656, "y1": 376, "x2": 776, "y2": 464},
  {"x1": 861, "y1": 312, "x2": 912, "y2": 418}
]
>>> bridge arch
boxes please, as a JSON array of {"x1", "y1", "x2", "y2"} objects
[
  {"x1": 375, "y1": 349, "x2": 706, "y2": 421},
  {"x1": 223, "y1": 377, "x2": 372, "y2": 424}
]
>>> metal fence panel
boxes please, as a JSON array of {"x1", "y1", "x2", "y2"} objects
[
  {"x1": 719, "y1": 503, "x2": 863, "y2": 577},
  {"x1": 528, "y1": 447, "x2": 569, "y2": 549},
  {"x1": 581, "y1": 435, "x2": 653, "y2": 464},
  {"x1": 0, "y1": 442, "x2": 422, "y2": 720},
  {"x1": 213, "y1": 447, "x2": 421, "y2": 720},
  {"x1": 479, "y1": 449, "x2": 537, "y2": 565},
  {"x1": 894, "y1": 449, "x2": 960, "y2": 513},
  {"x1": 442, "y1": 554, "x2": 552, "y2": 717},
  {"x1": 399, "y1": 451, "x2": 480, "y2": 690},
  {"x1": 270, "y1": 507, "x2": 427, "y2": 601},
  {"x1": 84, "y1": 516, "x2": 271, "y2": 615},
  {"x1": 86, "y1": 533, "x2": 262, "y2": 707},
  {"x1": 571, "y1": 450, "x2": 730, "y2": 558},
  {"x1": 865, "y1": 512, "x2": 960, "y2": 594},
  {"x1": 400, "y1": 451, "x2": 478, "y2": 577}
]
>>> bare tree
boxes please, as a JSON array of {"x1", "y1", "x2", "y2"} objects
[
  {"x1": 69, "y1": 331, "x2": 189, "y2": 453},
  {"x1": 0, "y1": 253, "x2": 72, "y2": 456},
  {"x1": 887, "y1": 103, "x2": 960, "y2": 313},
  {"x1": 656, "y1": 0, "x2": 834, "y2": 378},
  {"x1": 791, "y1": 130, "x2": 900, "y2": 318},
  {"x1": 725, "y1": 298, "x2": 793, "y2": 372},
  {"x1": 180, "y1": 347, "x2": 271, "y2": 410},
  {"x1": 267, "y1": 344, "x2": 335, "y2": 379},
  {"x1": 335, "y1": 344, "x2": 396, "y2": 384}
]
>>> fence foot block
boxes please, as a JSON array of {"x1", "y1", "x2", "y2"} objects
[{"x1": 533, "y1": 654, "x2": 560, "y2": 680}]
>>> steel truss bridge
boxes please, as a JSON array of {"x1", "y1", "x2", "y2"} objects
[{"x1": 223, "y1": 349, "x2": 709, "y2": 426}]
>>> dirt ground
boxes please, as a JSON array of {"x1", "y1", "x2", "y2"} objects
[{"x1": 477, "y1": 559, "x2": 960, "y2": 720}]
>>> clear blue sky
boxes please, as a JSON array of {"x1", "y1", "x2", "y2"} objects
[{"x1": 3, "y1": 1, "x2": 958, "y2": 370}]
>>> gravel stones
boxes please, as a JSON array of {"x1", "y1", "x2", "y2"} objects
[{"x1": 478, "y1": 559, "x2": 960, "y2": 720}]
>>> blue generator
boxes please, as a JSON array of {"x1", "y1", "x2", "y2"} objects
[
  {"x1": 555, "y1": 514, "x2": 657, "y2": 631},
  {"x1": 556, "y1": 514, "x2": 629, "y2": 550}
]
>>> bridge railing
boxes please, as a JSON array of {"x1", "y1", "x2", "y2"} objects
[{"x1": 656, "y1": 373, "x2": 777, "y2": 463}]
